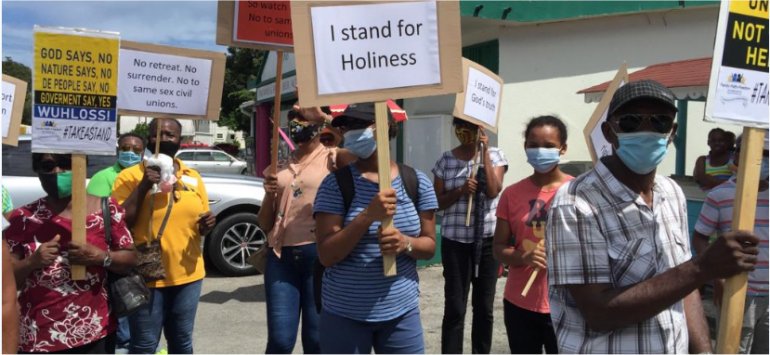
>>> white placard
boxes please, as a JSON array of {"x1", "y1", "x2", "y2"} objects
[
  {"x1": 310, "y1": 1, "x2": 440, "y2": 95},
  {"x1": 118, "y1": 49, "x2": 213, "y2": 116},
  {"x1": 2, "y1": 80, "x2": 15, "y2": 138},
  {"x1": 462, "y1": 67, "x2": 501, "y2": 129},
  {"x1": 704, "y1": 0, "x2": 768, "y2": 127}
]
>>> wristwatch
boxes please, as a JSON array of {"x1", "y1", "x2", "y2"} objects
[
  {"x1": 405, "y1": 240, "x2": 413, "y2": 255},
  {"x1": 102, "y1": 252, "x2": 113, "y2": 268}
]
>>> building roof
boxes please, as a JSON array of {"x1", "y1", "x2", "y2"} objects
[{"x1": 579, "y1": 57, "x2": 712, "y2": 103}]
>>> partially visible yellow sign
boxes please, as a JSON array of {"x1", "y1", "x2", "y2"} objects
[
  {"x1": 729, "y1": 0, "x2": 768, "y2": 19},
  {"x1": 32, "y1": 27, "x2": 120, "y2": 155}
]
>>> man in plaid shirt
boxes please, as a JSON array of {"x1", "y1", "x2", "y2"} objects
[{"x1": 546, "y1": 80, "x2": 759, "y2": 353}]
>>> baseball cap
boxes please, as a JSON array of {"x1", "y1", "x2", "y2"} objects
[
  {"x1": 331, "y1": 102, "x2": 392, "y2": 128},
  {"x1": 608, "y1": 80, "x2": 678, "y2": 115}
]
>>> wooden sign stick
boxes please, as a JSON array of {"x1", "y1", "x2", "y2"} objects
[
  {"x1": 70, "y1": 154, "x2": 87, "y2": 280},
  {"x1": 375, "y1": 101, "x2": 397, "y2": 277},
  {"x1": 716, "y1": 127, "x2": 766, "y2": 353},
  {"x1": 154, "y1": 118, "x2": 163, "y2": 156},
  {"x1": 521, "y1": 240, "x2": 544, "y2": 297},
  {"x1": 465, "y1": 133, "x2": 482, "y2": 226},
  {"x1": 270, "y1": 51, "x2": 285, "y2": 180}
]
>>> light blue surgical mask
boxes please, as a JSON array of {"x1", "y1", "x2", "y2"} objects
[
  {"x1": 118, "y1": 151, "x2": 143, "y2": 168},
  {"x1": 760, "y1": 157, "x2": 768, "y2": 181},
  {"x1": 525, "y1": 148, "x2": 561, "y2": 173},
  {"x1": 343, "y1": 127, "x2": 376, "y2": 159},
  {"x1": 615, "y1": 131, "x2": 670, "y2": 175}
]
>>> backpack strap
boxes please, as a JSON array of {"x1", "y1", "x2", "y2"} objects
[
  {"x1": 397, "y1": 163, "x2": 419, "y2": 208},
  {"x1": 333, "y1": 165, "x2": 355, "y2": 213}
]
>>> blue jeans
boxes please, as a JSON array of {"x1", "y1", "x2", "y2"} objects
[
  {"x1": 128, "y1": 280, "x2": 202, "y2": 354},
  {"x1": 116, "y1": 316, "x2": 130, "y2": 349},
  {"x1": 264, "y1": 244, "x2": 320, "y2": 354},
  {"x1": 319, "y1": 306, "x2": 424, "y2": 354}
]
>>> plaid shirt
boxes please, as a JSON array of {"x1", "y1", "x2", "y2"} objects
[
  {"x1": 432, "y1": 147, "x2": 507, "y2": 243},
  {"x1": 546, "y1": 161, "x2": 691, "y2": 354}
]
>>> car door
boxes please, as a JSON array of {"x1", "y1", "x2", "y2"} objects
[
  {"x1": 193, "y1": 151, "x2": 217, "y2": 174},
  {"x1": 176, "y1": 151, "x2": 197, "y2": 170},
  {"x1": 212, "y1": 151, "x2": 235, "y2": 173}
]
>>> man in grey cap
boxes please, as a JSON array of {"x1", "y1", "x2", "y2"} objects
[{"x1": 545, "y1": 79, "x2": 760, "y2": 353}]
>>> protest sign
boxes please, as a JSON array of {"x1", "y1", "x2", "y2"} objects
[
  {"x1": 291, "y1": 0, "x2": 462, "y2": 107},
  {"x1": 118, "y1": 41, "x2": 225, "y2": 120},
  {"x1": 2, "y1": 74, "x2": 27, "y2": 146},
  {"x1": 583, "y1": 63, "x2": 628, "y2": 164},
  {"x1": 32, "y1": 27, "x2": 120, "y2": 155},
  {"x1": 705, "y1": 0, "x2": 768, "y2": 128},
  {"x1": 452, "y1": 58, "x2": 503, "y2": 134},
  {"x1": 216, "y1": 0, "x2": 294, "y2": 51}
]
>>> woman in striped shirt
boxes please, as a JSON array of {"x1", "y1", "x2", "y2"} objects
[
  {"x1": 313, "y1": 103, "x2": 439, "y2": 354},
  {"x1": 694, "y1": 128, "x2": 735, "y2": 191}
]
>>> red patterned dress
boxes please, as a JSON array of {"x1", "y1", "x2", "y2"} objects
[{"x1": 4, "y1": 197, "x2": 133, "y2": 352}]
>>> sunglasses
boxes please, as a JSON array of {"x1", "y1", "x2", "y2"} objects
[
  {"x1": 338, "y1": 120, "x2": 372, "y2": 132},
  {"x1": 38, "y1": 156, "x2": 72, "y2": 173},
  {"x1": 612, "y1": 113, "x2": 675, "y2": 134}
]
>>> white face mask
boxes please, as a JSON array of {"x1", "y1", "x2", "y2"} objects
[{"x1": 343, "y1": 127, "x2": 376, "y2": 159}]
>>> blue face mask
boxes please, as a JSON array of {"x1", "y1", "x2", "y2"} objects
[
  {"x1": 343, "y1": 127, "x2": 376, "y2": 159},
  {"x1": 760, "y1": 157, "x2": 769, "y2": 181},
  {"x1": 525, "y1": 148, "x2": 561, "y2": 173},
  {"x1": 615, "y1": 131, "x2": 670, "y2": 175},
  {"x1": 118, "y1": 151, "x2": 143, "y2": 168}
]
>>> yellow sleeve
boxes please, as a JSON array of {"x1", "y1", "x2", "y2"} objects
[
  {"x1": 112, "y1": 168, "x2": 138, "y2": 204},
  {"x1": 195, "y1": 173, "x2": 210, "y2": 213}
]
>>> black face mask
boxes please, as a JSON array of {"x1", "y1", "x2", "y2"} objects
[
  {"x1": 289, "y1": 120, "x2": 320, "y2": 144},
  {"x1": 156, "y1": 141, "x2": 180, "y2": 157}
]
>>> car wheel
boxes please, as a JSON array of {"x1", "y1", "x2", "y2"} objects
[{"x1": 206, "y1": 212, "x2": 265, "y2": 276}]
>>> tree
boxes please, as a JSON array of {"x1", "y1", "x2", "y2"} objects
[
  {"x1": 219, "y1": 47, "x2": 266, "y2": 133},
  {"x1": 2, "y1": 57, "x2": 32, "y2": 125},
  {"x1": 130, "y1": 122, "x2": 149, "y2": 139}
]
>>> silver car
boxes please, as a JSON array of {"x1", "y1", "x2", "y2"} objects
[
  {"x1": 2, "y1": 137, "x2": 266, "y2": 277},
  {"x1": 175, "y1": 149, "x2": 248, "y2": 175}
]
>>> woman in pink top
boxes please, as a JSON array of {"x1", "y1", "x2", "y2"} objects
[
  {"x1": 256, "y1": 107, "x2": 355, "y2": 354},
  {"x1": 493, "y1": 116, "x2": 573, "y2": 354}
]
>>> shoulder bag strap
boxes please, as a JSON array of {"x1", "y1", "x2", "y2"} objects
[{"x1": 102, "y1": 197, "x2": 112, "y2": 247}]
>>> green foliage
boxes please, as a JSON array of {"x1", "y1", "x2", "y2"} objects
[
  {"x1": 131, "y1": 122, "x2": 149, "y2": 138},
  {"x1": 2, "y1": 57, "x2": 32, "y2": 125},
  {"x1": 220, "y1": 47, "x2": 266, "y2": 133}
]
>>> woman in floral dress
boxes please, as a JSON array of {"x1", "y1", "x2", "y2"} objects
[{"x1": 4, "y1": 153, "x2": 137, "y2": 354}]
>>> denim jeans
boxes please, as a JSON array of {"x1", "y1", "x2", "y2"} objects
[
  {"x1": 116, "y1": 316, "x2": 130, "y2": 349},
  {"x1": 441, "y1": 238, "x2": 498, "y2": 354},
  {"x1": 319, "y1": 306, "x2": 424, "y2": 354},
  {"x1": 128, "y1": 280, "x2": 202, "y2": 354},
  {"x1": 264, "y1": 244, "x2": 320, "y2": 354}
]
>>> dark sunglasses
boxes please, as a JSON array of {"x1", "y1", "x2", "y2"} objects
[
  {"x1": 37, "y1": 156, "x2": 72, "y2": 173},
  {"x1": 338, "y1": 120, "x2": 372, "y2": 132},
  {"x1": 612, "y1": 113, "x2": 675, "y2": 134}
]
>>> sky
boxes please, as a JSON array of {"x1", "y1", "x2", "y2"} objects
[{"x1": 2, "y1": 0, "x2": 228, "y2": 68}]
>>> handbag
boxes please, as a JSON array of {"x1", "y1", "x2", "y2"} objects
[
  {"x1": 134, "y1": 193, "x2": 174, "y2": 281},
  {"x1": 102, "y1": 197, "x2": 151, "y2": 317},
  {"x1": 246, "y1": 245, "x2": 268, "y2": 274}
]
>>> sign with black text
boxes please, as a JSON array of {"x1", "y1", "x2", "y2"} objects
[
  {"x1": 2, "y1": 74, "x2": 27, "y2": 146},
  {"x1": 705, "y1": 0, "x2": 768, "y2": 127},
  {"x1": 32, "y1": 27, "x2": 119, "y2": 155},
  {"x1": 453, "y1": 58, "x2": 503, "y2": 133},
  {"x1": 291, "y1": 0, "x2": 462, "y2": 107},
  {"x1": 117, "y1": 41, "x2": 226, "y2": 120},
  {"x1": 216, "y1": 0, "x2": 294, "y2": 51}
]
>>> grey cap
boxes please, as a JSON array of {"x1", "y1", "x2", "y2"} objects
[
  {"x1": 331, "y1": 102, "x2": 392, "y2": 127},
  {"x1": 608, "y1": 80, "x2": 678, "y2": 115}
]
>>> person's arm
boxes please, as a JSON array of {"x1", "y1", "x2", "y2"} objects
[
  {"x1": 379, "y1": 210, "x2": 436, "y2": 260},
  {"x1": 2, "y1": 242, "x2": 19, "y2": 354},
  {"x1": 693, "y1": 156, "x2": 725, "y2": 190},
  {"x1": 67, "y1": 242, "x2": 136, "y2": 274},
  {"x1": 256, "y1": 192, "x2": 276, "y2": 234},
  {"x1": 10, "y1": 236, "x2": 60, "y2": 289},
  {"x1": 433, "y1": 177, "x2": 475, "y2": 211},
  {"x1": 492, "y1": 219, "x2": 545, "y2": 268},
  {"x1": 565, "y1": 230, "x2": 758, "y2": 331},
  {"x1": 116, "y1": 165, "x2": 160, "y2": 229},
  {"x1": 692, "y1": 231, "x2": 711, "y2": 258},
  {"x1": 479, "y1": 136, "x2": 504, "y2": 198},
  {"x1": 316, "y1": 188, "x2": 397, "y2": 267},
  {"x1": 684, "y1": 289, "x2": 713, "y2": 353}
]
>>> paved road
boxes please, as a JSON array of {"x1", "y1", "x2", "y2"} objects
[{"x1": 189, "y1": 266, "x2": 509, "y2": 354}]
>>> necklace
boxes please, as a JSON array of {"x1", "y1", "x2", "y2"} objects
[{"x1": 288, "y1": 145, "x2": 324, "y2": 198}]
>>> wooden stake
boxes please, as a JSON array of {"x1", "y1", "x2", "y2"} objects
[
  {"x1": 521, "y1": 269, "x2": 538, "y2": 297},
  {"x1": 375, "y1": 101, "x2": 397, "y2": 277},
  {"x1": 70, "y1": 154, "x2": 87, "y2": 280},
  {"x1": 270, "y1": 51, "x2": 284, "y2": 178},
  {"x1": 154, "y1": 118, "x2": 163, "y2": 156},
  {"x1": 716, "y1": 127, "x2": 766, "y2": 354}
]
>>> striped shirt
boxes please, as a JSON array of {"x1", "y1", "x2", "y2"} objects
[
  {"x1": 694, "y1": 178, "x2": 768, "y2": 296},
  {"x1": 546, "y1": 161, "x2": 691, "y2": 354},
  {"x1": 313, "y1": 165, "x2": 438, "y2": 322},
  {"x1": 432, "y1": 147, "x2": 508, "y2": 243}
]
